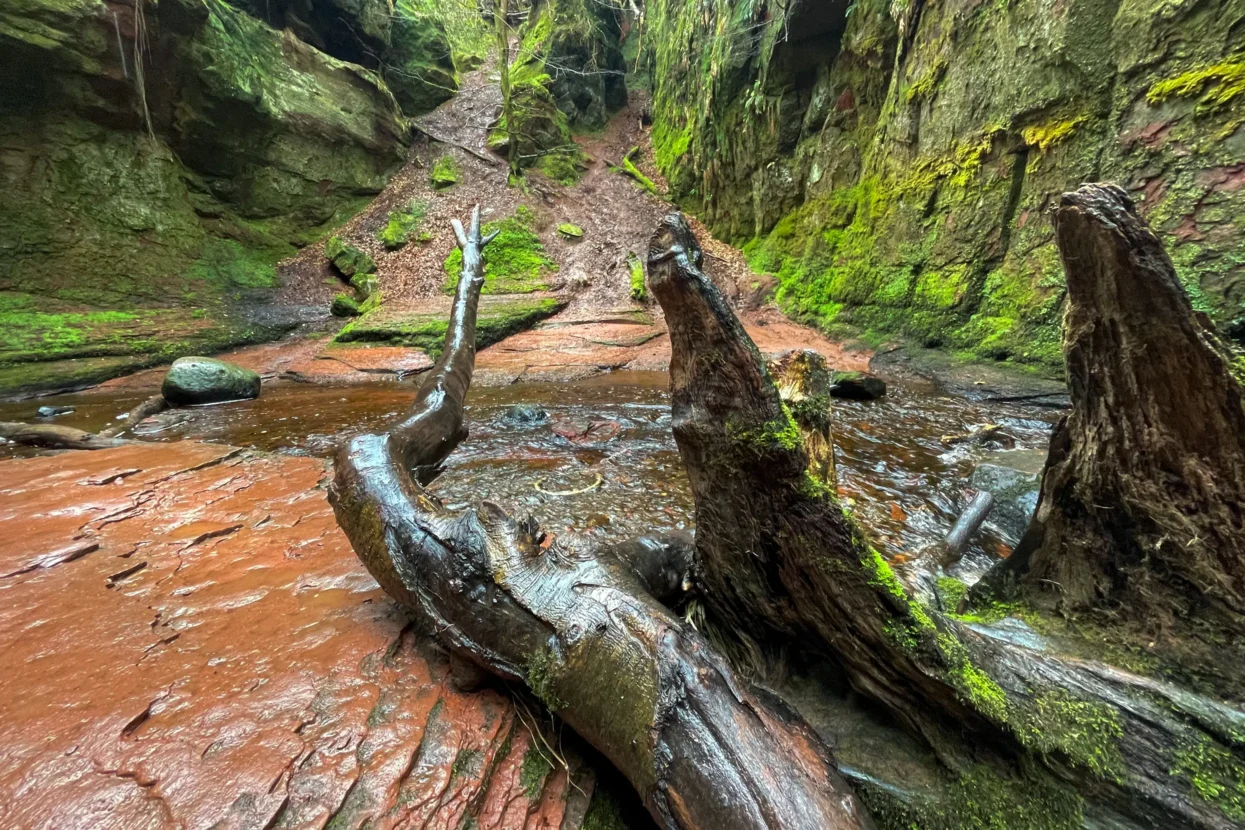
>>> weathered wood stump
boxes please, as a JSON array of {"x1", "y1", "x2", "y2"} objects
[{"x1": 976, "y1": 184, "x2": 1245, "y2": 646}]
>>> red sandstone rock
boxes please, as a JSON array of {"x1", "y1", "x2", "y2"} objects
[{"x1": 0, "y1": 442, "x2": 600, "y2": 829}]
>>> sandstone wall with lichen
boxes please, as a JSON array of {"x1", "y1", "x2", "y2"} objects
[{"x1": 646, "y1": 0, "x2": 1244, "y2": 371}]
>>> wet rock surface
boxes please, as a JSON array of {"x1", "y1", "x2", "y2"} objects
[
  {"x1": 161, "y1": 357, "x2": 262, "y2": 406},
  {"x1": 0, "y1": 442, "x2": 617, "y2": 829},
  {"x1": 830, "y1": 371, "x2": 888, "y2": 400},
  {"x1": 970, "y1": 463, "x2": 1041, "y2": 546}
]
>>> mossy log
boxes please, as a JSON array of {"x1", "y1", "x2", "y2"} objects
[
  {"x1": 646, "y1": 212, "x2": 1245, "y2": 829},
  {"x1": 329, "y1": 207, "x2": 871, "y2": 830},
  {"x1": 976, "y1": 184, "x2": 1245, "y2": 645}
]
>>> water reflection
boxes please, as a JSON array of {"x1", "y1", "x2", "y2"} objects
[{"x1": 0, "y1": 370, "x2": 1057, "y2": 578}]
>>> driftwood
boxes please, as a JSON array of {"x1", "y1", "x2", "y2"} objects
[
  {"x1": 974, "y1": 185, "x2": 1245, "y2": 655},
  {"x1": 942, "y1": 491, "x2": 994, "y2": 562},
  {"x1": 98, "y1": 394, "x2": 169, "y2": 438},
  {"x1": 331, "y1": 205, "x2": 1245, "y2": 829},
  {"x1": 0, "y1": 422, "x2": 131, "y2": 450},
  {"x1": 329, "y1": 207, "x2": 870, "y2": 830},
  {"x1": 0, "y1": 394, "x2": 169, "y2": 450}
]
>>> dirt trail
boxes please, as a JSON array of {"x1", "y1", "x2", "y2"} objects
[{"x1": 262, "y1": 61, "x2": 868, "y2": 387}]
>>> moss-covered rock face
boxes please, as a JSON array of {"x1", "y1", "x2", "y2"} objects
[
  {"x1": 645, "y1": 0, "x2": 1245, "y2": 372},
  {"x1": 334, "y1": 296, "x2": 567, "y2": 357},
  {"x1": 218, "y1": 0, "x2": 458, "y2": 115},
  {"x1": 528, "y1": 0, "x2": 627, "y2": 129},
  {"x1": 442, "y1": 206, "x2": 559, "y2": 294},
  {"x1": 0, "y1": 0, "x2": 459, "y2": 393},
  {"x1": 377, "y1": 199, "x2": 428, "y2": 250}
]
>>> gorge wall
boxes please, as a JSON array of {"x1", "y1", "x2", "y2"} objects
[
  {"x1": 645, "y1": 0, "x2": 1244, "y2": 371},
  {"x1": 0, "y1": 0, "x2": 458, "y2": 392}
]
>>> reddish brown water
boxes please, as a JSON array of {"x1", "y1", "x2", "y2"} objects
[{"x1": 0, "y1": 371, "x2": 1056, "y2": 579}]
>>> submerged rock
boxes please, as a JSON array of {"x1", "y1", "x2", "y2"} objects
[
  {"x1": 970, "y1": 463, "x2": 1040, "y2": 545},
  {"x1": 504, "y1": 403, "x2": 549, "y2": 425},
  {"x1": 831, "y1": 371, "x2": 887, "y2": 400},
  {"x1": 36, "y1": 406, "x2": 74, "y2": 418},
  {"x1": 162, "y1": 357, "x2": 261, "y2": 405}
]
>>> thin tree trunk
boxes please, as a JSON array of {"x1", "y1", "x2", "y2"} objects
[
  {"x1": 329, "y1": 207, "x2": 871, "y2": 830},
  {"x1": 496, "y1": 0, "x2": 519, "y2": 178}
]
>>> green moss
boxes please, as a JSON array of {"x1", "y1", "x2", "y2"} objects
[
  {"x1": 450, "y1": 747, "x2": 482, "y2": 780},
  {"x1": 1171, "y1": 737, "x2": 1245, "y2": 822},
  {"x1": 335, "y1": 297, "x2": 565, "y2": 357},
  {"x1": 557, "y1": 222, "x2": 584, "y2": 238},
  {"x1": 186, "y1": 237, "x2": 286, "y2": 290},
  {"x1": 935, "y1": 576, "x2": 968, "y2": 610},
  {"x1": 325, "y1": 236, "x2": 377, "y2": 278},
  {"x1": 519, "y1": 745, "x2": 553, "y2": 799},
  {"x1": 402, "y1": 0, "x2": 491, "y2": 69},
  {"x1": 1021, "y1": 116, "x2": 1087, "y2": 153},
  {"x1": 526, "y1": 647, "x2": 568, "y2": 711},
  {"x1": 443, "y1": 206, "x2": 558, "y2": 294},
  {"x1": 331, "y1": 293, "x2": 361, "y2": 317},
  {"x1": 856, "y1": 765, "x2": 1083, "y2": 830},
  {"x1": 582, "y1": 780, "x2": 632, "y2": 830},
  {"x1": 1147, "y1": 60, "x2": 1245, "y2": 114},
  {"x1": 1013, "y1": 690, "x2": 1125, "y2": 780},
  {"x1": 536, "y1": 148, "x2": 587, "y2": 184},
  {"x1": 937, "y1": 632, "x2": 1008, "y2": 722},
  {"x1": 385, "y1": 1, "x2": 459, "y2": 116},
  {"x1": 651, "y1": 121, "x2": 692, "y2": 173},
  {"x1": 627, "y1": 252, "x2": 646, "y2": 302},
  {"x1": 430, "y1": 154, "x2": 459, "y2": 189},
  {"x1": 618, "y1": 149, "x2": 660, "y2": 196},
  {"x1": 904, "y1": 57, "x2": 946, "y2": 104},
  {"x1": 725, "y1": 404, "x2": 803, "y2": 456},
  {"x1": 377, "y1": 199, "x2": 428, "y2": 250}
]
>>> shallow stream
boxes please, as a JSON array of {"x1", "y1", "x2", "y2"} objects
[{"x1": 0, "y1": 370, "x2": 1058, "y2": 583}]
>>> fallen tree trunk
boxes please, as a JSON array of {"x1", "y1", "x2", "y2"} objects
[
  {"x1": 0, "y1": 422, "x2": 131, "y2": 450},
  {"x1": 646, "y1": 210, "x2": 1245, "y2": 828},
  {"x1": 973, "y1": 184, "x2": 1245, "y2": 653},
  {"x1": 0, "y1": 394, "x2": 169, "y2": 450},
  {"x1": 329, "y1": 207, "x2": 870, "y2": 830}
]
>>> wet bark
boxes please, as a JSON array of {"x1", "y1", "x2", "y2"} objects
[
  {"x1": 329, "y1": 207, "x2": 871, "y2": 830},
  {"x1": 943, "y1": 491, "x2": 994, "y2": 563},
  {"x1": 975, "y1": 184, "x2": 1245, "y2": 637},
  {"x1": 646, "y1": 211, "x2": 1245, "y2": 829}
]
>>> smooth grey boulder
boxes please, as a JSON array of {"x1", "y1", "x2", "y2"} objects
[{"x1": 162, "y1": 357, "x2": 261, "y2": 406}]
